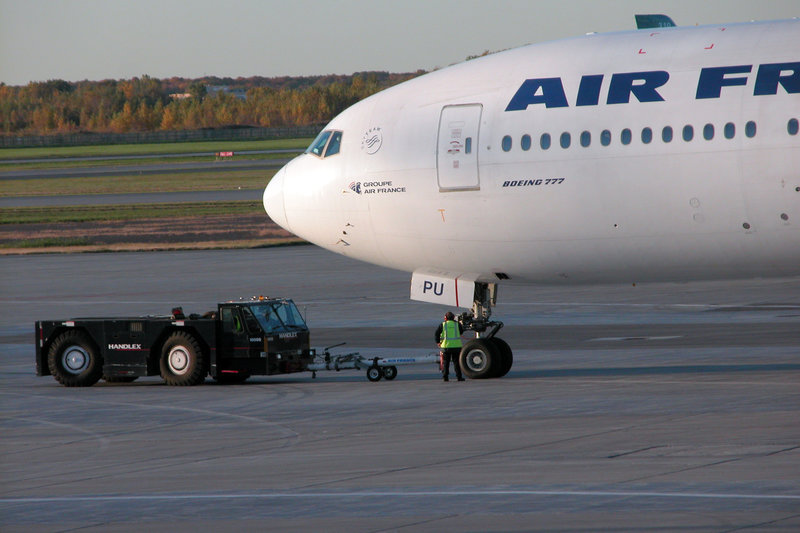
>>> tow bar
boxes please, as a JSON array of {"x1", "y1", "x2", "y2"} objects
[{"x1": 306, "y1": 343, "x2": 441, "y2": 382}]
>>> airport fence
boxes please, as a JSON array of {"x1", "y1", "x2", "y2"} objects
[{"x1": 0, "y1": 125, "x2": 322, "y2": 148}]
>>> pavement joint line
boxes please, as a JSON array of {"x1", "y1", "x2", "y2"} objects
[
  {"x1": 589, "y1": 335, "x2": 683, "y2": 341},
  {"x1": 2, "y1": 489, "x2": 800, "y2": 504}
]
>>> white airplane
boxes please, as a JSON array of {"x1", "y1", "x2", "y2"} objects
[{"x1": 264, "y1": 16, "x2": 800, "y2": 379}]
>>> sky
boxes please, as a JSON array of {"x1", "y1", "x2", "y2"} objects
[{"x1": 1, "y1": 0, "x2": 797, "y2": 86}]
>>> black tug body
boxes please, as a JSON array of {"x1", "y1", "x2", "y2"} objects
[{"x1": 35, "y1": 297, "x2": 311, "y2": 387}]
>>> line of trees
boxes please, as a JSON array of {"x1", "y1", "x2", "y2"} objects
[{"x1": 0, "y1": 72, "x2": 423, "y2": 136}]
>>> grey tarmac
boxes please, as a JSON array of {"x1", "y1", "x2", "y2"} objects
[{"x1": 1, "y1": 246, "x2": 798, "y2": 532}]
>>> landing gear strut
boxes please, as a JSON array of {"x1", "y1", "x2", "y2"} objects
[{"x1": 457, "y1": 282, "x2": 513, "y2": 379}]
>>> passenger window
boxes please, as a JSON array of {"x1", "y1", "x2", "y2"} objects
[
  {"x1": 465, "y1": 137, "x2": 472, "y2": 154},
  {"x1": 788, "y1": 118, "x2": 799, "y2": 136},
  {"x1": 521, "y1": 134, "x2": 531, "y2": 151},
  {"x1": 703, "y1": 124, "x2": 714, "y2": 140},
  {"x1": 306, "y1": 130, "x2": 332, "y2": 157},
  {"x1": 682, "y1": 125, "x2": 693, "y2": 142},
  {"x1": 325, "y1": 131, "x2": 342, "y2": 157},
  {"x1": 540, "y1": 133, "x2": 551, "y2": 150},
  {"x1": 621, "y1": 128, "x2": 632, "y2": 145},
  {"x1": 745, "y1": 121, "x2": 757, "y2": 138},
  {"x1": 601, "y1": 130, "x2": 611, "y2": 146},
  {"x1": 641, "y1": 127, "x2": 652, "y2": 144},
  {"x1": 724, "y1": 122, "x2": 735, "y2": 139},
  {"x1": 662, "y1": 126, "x2": 673, "y2": 143},
  {"x1": 560, "y1": 132, "x2": 571, "y2": 149},
  {"x1": 502, "y1": 135, "x2": 512, "y2": 152},
  {"x1": 580, "y1": 131, "x2": 591, "y2": 147}
]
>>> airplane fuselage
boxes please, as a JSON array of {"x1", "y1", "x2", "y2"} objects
[{"x1": 264, "y1": 19, "x2": 800, "y2": 286}]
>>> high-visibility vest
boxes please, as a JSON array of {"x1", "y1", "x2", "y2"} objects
[{"x1": 440, "y1": 320, "x2": 462, "y2": 348}]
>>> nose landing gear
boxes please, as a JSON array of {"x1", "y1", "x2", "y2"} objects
[{"x1": 457, "y1": 282, "x2": 513, "y2": 379}]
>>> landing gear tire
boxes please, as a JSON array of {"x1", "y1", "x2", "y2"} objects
[
  {"x1": 382, "y1": 366, "x2": 398, "y2": 381},
  {"x1": 489, "y1": 337, "x2": 513, "y2": 378},
  {"x1": 459, "y1": 339, "x2": 498, "y2": 379},
  {"x1": 367, "y1": 366, "x2": 383, "y2": 382},
  {"x1": 160, "y1": 331, "x2": 206, "y2": 386},
  {"x1": 48, "y1": 330, "x2": 103, "y2": 387}
]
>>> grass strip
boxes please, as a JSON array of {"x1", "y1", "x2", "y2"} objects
[
  {"x1": 0, "y1": 237, "x2": 94, "y2": 249},
  {"x1": 0, "y1": 138, "x2": 312, "y2": 160},
  {"x1": 1, "y1": 201, "x2": 263, "y2": 224},
  {"x1": 0, "y1": 151, "x2": 296, "y2": 171},
  {"x1": 0, "y1": 169, "x2": 275, "y2": 197},
  {"x1": 0, "y1": 238, "x2": 307, "y2": 253}
]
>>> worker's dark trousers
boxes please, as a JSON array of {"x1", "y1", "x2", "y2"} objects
[{"x1": 441, "y1": 348, "x2": 463, "y2": 380}]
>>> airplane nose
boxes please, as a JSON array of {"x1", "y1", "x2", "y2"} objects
[{"x1": 263, "y1": 165, "x2": 290, "y2": 231}]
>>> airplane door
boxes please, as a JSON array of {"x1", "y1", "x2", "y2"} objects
[{"x1": 437, "y1": 104, "x2": 482, "y2": 191}]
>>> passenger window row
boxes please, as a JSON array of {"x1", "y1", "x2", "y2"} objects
[{"x1": 501, "y1": 118, "x2": 799, "y2": 152}]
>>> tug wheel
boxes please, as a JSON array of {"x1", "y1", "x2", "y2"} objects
[
  {"x1": 160, "y1": 331, "x2": 206, "y2": 386},
  {"x1": 48, "y1": 330, "x2": 103, "y2": 387}
]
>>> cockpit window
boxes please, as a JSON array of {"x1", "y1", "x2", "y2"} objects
[
  {"x1": 306, "y1": 130, "x2": 332, "y2": 156},
  {"x1": 326, "y1": 131, "x2": 342, "y2": 157},
  {"x1": 305, "y1": 130, "x2": 343, "y2": 158}
]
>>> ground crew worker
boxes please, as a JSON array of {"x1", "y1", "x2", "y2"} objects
[{"x1": 435, "y1": 311, "x2": 465, "y2": 381}]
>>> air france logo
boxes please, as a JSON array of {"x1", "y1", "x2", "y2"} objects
[
  {"x1": 505, "y1": 62, "x2": 800, "y2": 110},
  {"x1": 361, "y1": 127, "x2": 383, "y2": 154},
  {"x1": 350, "y1": 180, "x2": 406, "y2": 195}
]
